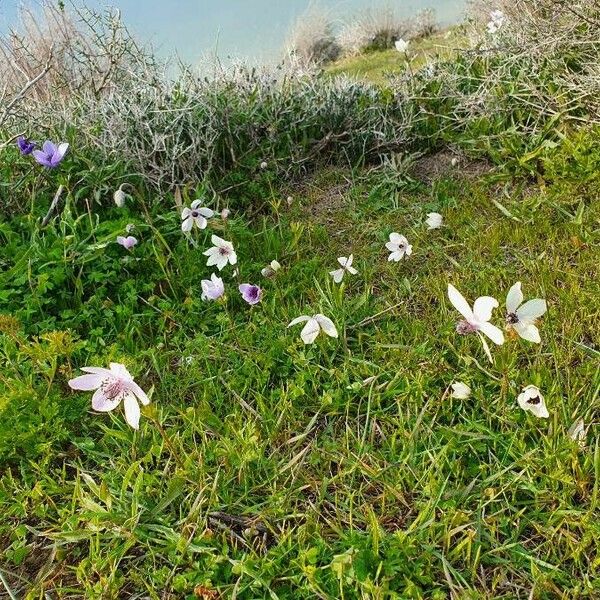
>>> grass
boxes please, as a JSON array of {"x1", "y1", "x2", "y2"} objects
[
  {"x1": 326, "y1": 27, "x2": 466, "y2": 84},
  {"x1": 1, "y1": 149, "x2": 599, "y2": 597}
]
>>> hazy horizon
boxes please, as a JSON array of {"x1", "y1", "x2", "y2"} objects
[{"x1": 0, "y1": 0, "x2": 467, "y2": 64}]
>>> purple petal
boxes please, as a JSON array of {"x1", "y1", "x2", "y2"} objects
[
  {"x1": 42, "y1": 140, "x2": 56, "y2": 155},
  {"x1": 68, "y1": 373, "x2": 103, "y2": 390}
]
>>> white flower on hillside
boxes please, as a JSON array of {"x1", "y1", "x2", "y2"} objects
[
  {"x1": 288, "y1": 314, "x2": 338, "y2": 344},
  {"x1": 386, "y1": 233, "x2": 412, "y2": 261},
  {"x1": 201, "y1": 273, "x2": 225, "y2": 301},
  {"x1": 203, "y1": 235, "x2": 237, "y2": 271},
  {"x1": 487, "y1": 10, "x2": 506, "y2": 34},
  {"x1": 505, "y1": 282, "x2": 547, "y2": 343},
  {"x1": 330, "y1": 254, "x2": 358, "y2": 283},
  {"x1": 426, "y1": 212, "x2": 443, "y2": 229},
  {"x1": 261, "y1": 260, "x2": 281, "y2": 278},
  {"x1": 395, "y1": 39, "x2": 409, "y2": 53},
  {"x1": 451, "y1": 382, "x2": 471, "y2": 399},
  {"x1": 448, "y1": 284, "x2": 504, "y2": 362},
  {"x1": 517, "y1": 385, "x2": 549, "y2": 418},
  {"x1": 114, "y1": 185, "x2": 128, "y2": 207},
  {"x1": 181, "y1": 200, "x2": 214, "y2": 232}
]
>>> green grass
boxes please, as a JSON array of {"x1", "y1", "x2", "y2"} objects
[
  {"x1": 326, "y1": 27, "x2": 466, "y2": 84},
  {"x1": 1, "y1": 146, "x2": 599, "y2": 597}
]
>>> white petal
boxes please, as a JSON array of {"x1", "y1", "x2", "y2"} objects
[
  {"x1": 514, "y1": 322, "x2": 541, "y2": 343},
  {"x1": 330, "y1": 269, "x2": 344, "y2": 283},
  {"x1": 337, "y1": 256, "x2": 348, "y2": 267},
  {"x1": 194, "y1": 215, "x2": 207, "y2": 229},
  {"x1": 211, "y1": 235, "x2": 226, "y2": 246},
  {"x1": 405, "y1": 245, "x2": 413, "y2": 256},
  {"x1": 197, "y1": 207, "x2": 214, "y2": 218},
  {"x1": 447, "y1": 284, "x2": 475, "y2": 321},
  {"x1": 516, "y1": 299, "x2": 547, "y2": 321},
  {"x1": 128, "y1": 381, "x2": 150, "y2": 406},
  {"x1": 181, "y1": 208, "x2": 191, "y2": 219},
  {"x1": 191, "y1": 199, "x2": 202, "y2": 209},
  {"x1": 385, "y1": 242, "x2": 399, "y2": 252},
  {"x1": 346, "y1": 265, "x2": 358, "y2": 275},
  {"x1": 388, "y1": 251, "x2": 402, "y2": 262},
  {"x1": 479, "y1": 322, "x2": 505, "y2": 345},
  {"x1": 110, "y1": 363, "x2": 132, "y2": 380},
  {"x1": 473, "y1": 296, "x2": 499, "y2": 323},
  {"x1": 389, "y1": 233, "x2": 403, "y2": 244},
  {"x1": 228, "y1": 251, "x2": 237, "y2": 266},
  {"x1": 181, "y1": 216, "x2": 193, "y2": 232},
  {"x1": 300, "y1": 318, "x2": 320, "y2": 344},
  {"x1": 478, "y1": 333, "x2": 494, "y2": 363},
  {"x1": 451, "y1": 382, "x2": 471, "y2": 399},
  {"x1": 91, "y1": 388, "x2": 121, "y2": 412},
  {"x1": 123, "y1": 392, "x2": 141, "y2": 429},
  {"x1": 506, "y1": 282, "x2": 523, "y2": 314},
  {"x1": 68, "y1": 373, "x2": 103, "y2": 390},
  {"x1": 315, "y1": 314, "x2": 338, "y2": 338},
  {"x1": 288, "y1": 315, "x2": 311, "y2": 327},
  {"x1": 346, "y1": 254, "x2": 353, "y2": 267}
]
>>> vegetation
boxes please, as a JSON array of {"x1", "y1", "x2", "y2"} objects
[{"x1": 1, "y1": 1, "x2": 599, "y2": 598}]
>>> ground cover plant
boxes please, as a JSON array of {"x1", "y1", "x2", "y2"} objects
[{"x1": 1, "y1": 1, "x2": 600, "y2": 598}]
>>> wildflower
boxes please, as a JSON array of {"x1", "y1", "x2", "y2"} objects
[
  {"x1": 426, "y1": 212, "x2": 443, "y2": 229},
  {"x1": 395, "y1": 39, "x2": 409, "y2": 53},
  {"x1": 17, "y1": 136, "x2": 35, "y2": 155},
  {"x1": 239, "y1": 283, "x2": 262, "y2": 305},
  {"x1": 32, "y1": 140, "x2": 69, "y2": 168},
  {"x1": 260, "y1": 161, "x2": 268, "y2": 170},
  {"x1": 386, "y1": 233, "x2": 412, "y2": 262},
  {"x1": 568, "y1": 418, "x2": 586, "y2": 446},
  {"x1": 117, "y1": 235, "x2": 138, "y2": 250},
  {"x1": 287, "y1": 196, "x2": 294, "y2": 206},
  {"x1": 288, "y1": 314, "x2": 338, "y2": 344},
  {"x1": 181, "y1": 200, "x2": 214, "y2": 232},
  {"x1": 201, "y1": 273, "x2": 225, "y2": 301},
  {"x1": 221, "y1": 208, "x2": 230, "y2": 220},
  {"x1": 505, "y1": 282, "x2": 547, "y2": 343},
  {"x1": 261, "y1": 260, "x2": 281, "y2": 278},
  {"x1": 517, "y1": 385, "x2": 549, "y2": 418},
  {"x1": 451, "y1": 382, "x2": 471, "y2": 399},
  {"x1": 330, "y1": 254, "x2": 358, "y2": 283},
  {"x1": 126, "y1": 223, "x2": 135, "y2": 233},
  {"x1": 448, "y1": 284, "x2": 504, "y2": 361},
  {"x1": 487, "y1": 10, "x2": 505, "y2": 34},
  {"x1": 68, "y1": 362, "x2": 150, "y2": 430},
  {"x1": 203, "y1": 235, "x2": 237, "y2": 271}
]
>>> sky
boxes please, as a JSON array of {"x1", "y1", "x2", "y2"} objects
[{"x1": 0, "y1": 0, "x2": 467, "y2": 64}]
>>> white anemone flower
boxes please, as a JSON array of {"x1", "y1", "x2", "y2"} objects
[
  {"x1": 505, "y1": 282, "x2": 547, "y2": 343},
  {"x1": 451, "y1": 382, "x2": 471, "y2": 399},
  {"x1": 517, "y1": 385, "x2": 549, "y2": 418},
  {"x1": 448, "y1": 284, "x2": 504, "y2": 362},
  {"x1": 203, "y1": 235, "x2": 237, "y2": 271},
  {"x1": 395, "y1": 39, "x2": 409, "y2": 53},
  {"x1": 181, "y1": 200, "x2": 214, "y2": 232},
  {"x1": 201, "y1": 273, "x2": 225, "y2": 301},
  {"x1": 288, "y1": 314, "x2": 338, "y2": 344},
  {"x1": 261, "y1": 260, "x2": 282, "y2": 278},
  {"x1": 426, "y1": 212, "x2": 443, "y2": 229},
  {"x1": 386, "y1": 233, "x2": 412, "y2": 262},
  {"x1": 330, "y1": 254, "x2": 358, "y2": 283}
]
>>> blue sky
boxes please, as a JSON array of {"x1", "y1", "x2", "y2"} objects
[{"x1": 0, "y1": 0, "x2": 467, "y2": 64}]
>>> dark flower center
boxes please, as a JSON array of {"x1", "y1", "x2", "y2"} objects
[
  {"x1": 191, "y1": 210, "x2": 199, "y2": 217},
  {"x1": 506, "y1": 312, "x2": 519, "y2": 324},
  {"x1": 101, "y1": 378, "x2": 126, "y2": 401},
  {"x1": 219, "y1": 247, "x2": 229, "y2": 256},
  {"x1": 456, "y1": 320, "x2": 478, "y2": 335},
  {"x1": 527, "y1": 396, "x2": 541, "y2": 405}
]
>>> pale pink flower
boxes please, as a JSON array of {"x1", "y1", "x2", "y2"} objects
[
  {"x1": 181, "y1": 200, "x2": 214, "y2": 232},
  {"x1": 201, "y1": 273, "x2": 225, "y2": 301},
  {"x1": 386, "y1": 233, "x2": 412, "y2": 261},
  {"x1": 288, "y1": 314, "x2": 338, "y2": 344},
  {"x1": 116, "y1": 235, "x2": 138, "y2": 250},
  {"x1": 505, "y1": 282, "x2": 547, "y2": 343},
  {"x1": 203, "y1": 235, "x2": 237, "y2": 271},
  {"x1": 68, "y1": 362, "x2": 150, "y2": 429}
]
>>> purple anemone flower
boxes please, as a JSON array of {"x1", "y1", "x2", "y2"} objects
[
  {"x1": 239, "y1": 283, "x2": 262, "y2": 305},
  {"x1": 17, "y1": 136, "x2": 36, "y2": 155},
  {"x1": 32, "y1": 140, "x2": 69, "y2": 168}
]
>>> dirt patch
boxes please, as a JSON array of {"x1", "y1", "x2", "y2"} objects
[{"x1": 411, "y1": 150, "x2": 493, "y2": 183}]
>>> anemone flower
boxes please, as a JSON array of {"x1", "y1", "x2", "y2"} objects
[
  {"x1": 261, "y1": 260, "x2": 281, "y2": 278},
  {"x1": 239, "y1": 283, "x2": 262, "y2": 305},
  {"x1": 395, "y1": 39, "x2": 409, "y2": 53},
  {"x1": 505, "y1": 282, "x2": 547, "y2": 343},
  {"x1": 386, "y1": 233, "x2": 412, "y2": 262},
  {"x1": 32, "y1": 140, "x2": 69, "y2": 168},
  {"x1": 203, "y1": 235, "x2": 237, "y2": 271},
  {"x1": 201, "y1": 273, "x2": 225, "y2": 301},
  {"x1": 68, "y1": 362, "x2": 149, "y2": 430},
  {"x1": 17, "y1": 136, "x2": 35, "y2": 155},
  {"x1": 426, "y1": 212, "x2": 443, "y2": 229},
  {"x1": 451, "y1": 382, "x2": 471, "y2": 399},
  {"x1": 330, "y1": 254, "x2": 358, "y2": 283},
  {"x1": 568, "y1": 418, "x2": 586, "y2": 446},
  {"x1": 448, "y1": 284, "x2": 504, "y2": 362},
  {"x1": 288, "y1": 314, "x2": 338, "y2": 344},
  {"x1": 117, "y1": 235, "x2": 137, "y2": 250},
  {"x1": 181, "y1": 200, "x2": 214, "y2": 232},
  {"x1": 517, "y1": 385, "x2": 549, "y2": 418}
]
